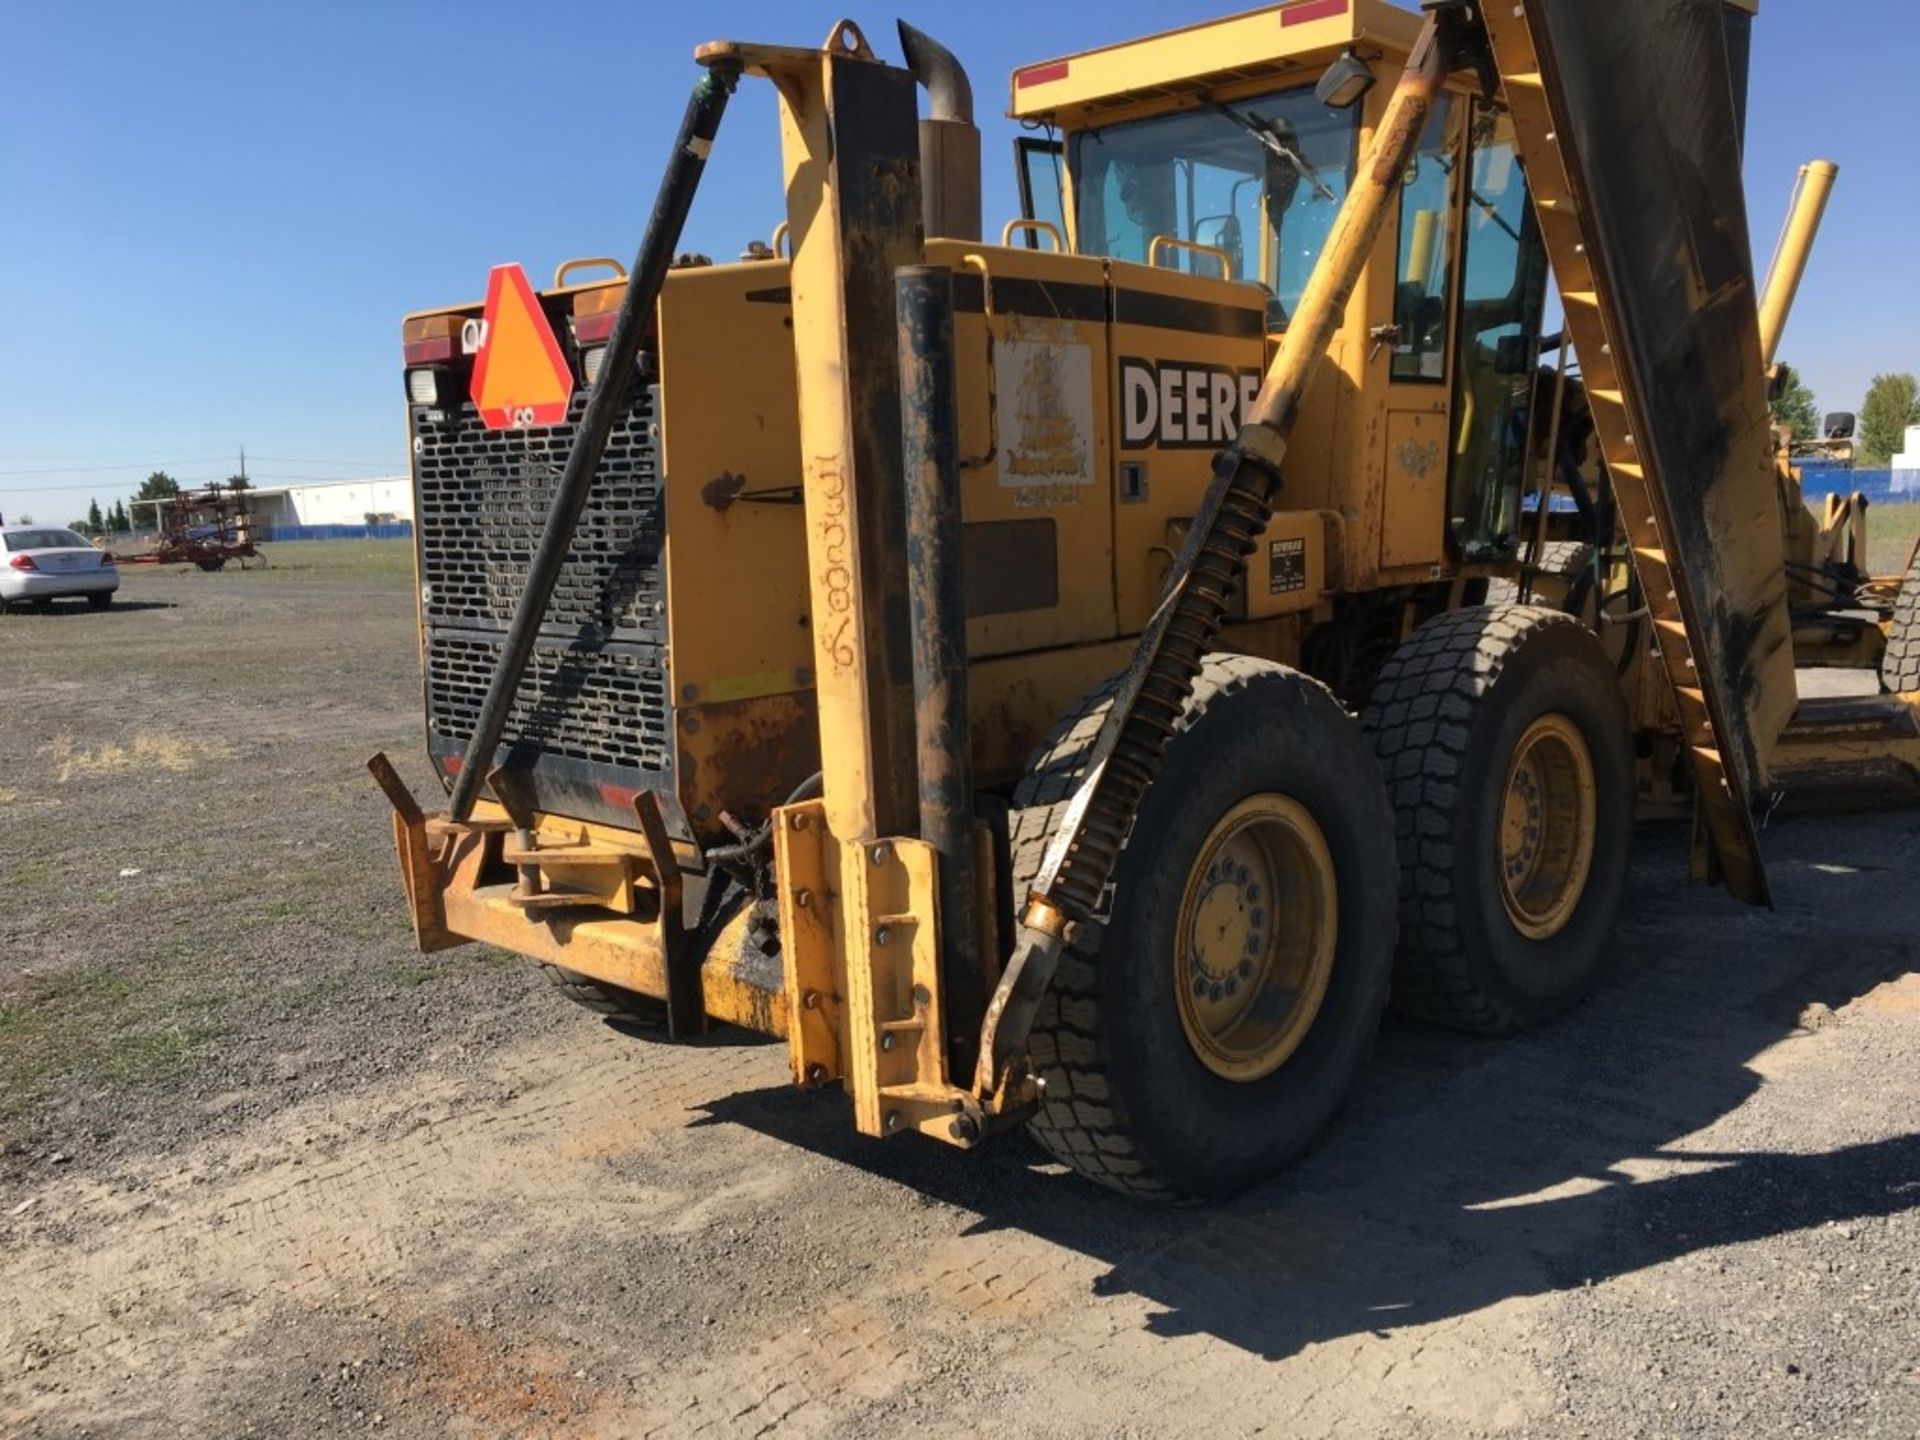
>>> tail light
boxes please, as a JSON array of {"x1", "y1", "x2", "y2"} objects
[
  {"x1": 100, "y1": 552, "x2": 117, "y2": 567},
  {"x1": 8, "y1": 554, "x2": 36, "y2": 571}
]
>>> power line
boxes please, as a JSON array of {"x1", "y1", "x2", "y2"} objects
[
  {"x1": 1, "y1": 471, "x2": 408, "y2": 497},
  {"x1": 246, "y1": 455, "x2": 400, "y2": 468},
  {"x1": 0, "y1": 457, "x2": 231, "y2": 478},
  {"x1": 0, "y1": 454, "x2": 399, "y2": 478}
]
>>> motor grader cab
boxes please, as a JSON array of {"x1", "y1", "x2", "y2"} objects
[{"x1": 375, "y1": 0, "x2": 1920, "y2": 1201}]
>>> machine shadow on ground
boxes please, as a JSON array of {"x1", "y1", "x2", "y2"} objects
[{"x1": 696, "y1": 817, "x2": 1920, "y2": 1362}]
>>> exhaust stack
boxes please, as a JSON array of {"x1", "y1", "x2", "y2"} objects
[{"x1": 898, "y1": 21, "x2": 981, "y2": 242}]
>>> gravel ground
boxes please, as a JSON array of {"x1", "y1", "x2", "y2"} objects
[{"x1": 2, "y1": 544, "x2": 1916, "y2": 1439}]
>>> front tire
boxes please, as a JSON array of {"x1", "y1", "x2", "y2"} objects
[
  {"x1": 538, "y1": 963, "x2": 668, "y2": 1030},
  {"x1": 1011, "y1": 655, "x2": 1398, "y2": 1201},
  {"x1": 1363, "y1": 606, "x2": 1633, "y2": 1035}
]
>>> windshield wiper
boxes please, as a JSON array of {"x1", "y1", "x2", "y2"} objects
[{"x1": 1215, "y1": 102, "x2": 1338, "y2": 204}]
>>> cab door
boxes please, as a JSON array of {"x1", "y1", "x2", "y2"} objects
[
  {"x1": 1378, "y1": 94, "x2": 1465, "y2": 575},
  {"x1": 1445, "y1": 103, "x2": 1551, "y2": 562}
]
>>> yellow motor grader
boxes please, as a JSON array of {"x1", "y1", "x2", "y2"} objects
[{"x1": 374, "y1": 0, "x2": 1920, "y2": 1199}]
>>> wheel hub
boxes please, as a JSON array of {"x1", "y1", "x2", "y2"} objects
[
  {"x1": 1174, "y1": 795, "x2": 1338, "y2": 1082},
  {"x1": 1498, "y1": 713, "x2": 1597, "y2": 940}
]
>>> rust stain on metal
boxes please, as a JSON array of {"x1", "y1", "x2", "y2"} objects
[{"x1": 675, "y1": 691, "x2": 822, "y2": 839}]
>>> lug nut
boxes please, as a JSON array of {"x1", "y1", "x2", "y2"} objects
[{"x1": 948, "y1": 1115, "x2": 980, "y2": 1144}]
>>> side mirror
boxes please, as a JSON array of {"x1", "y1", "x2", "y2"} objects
[{"x1": 1316, "y1": 50, "x2": 1377, "y2": 110}]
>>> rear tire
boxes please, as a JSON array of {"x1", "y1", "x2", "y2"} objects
[
  {"x1": 1486, "y1": 540, "x2": 1593, "y2": 610},
  {"x1": 538, "y1": 963, "x2": 668, "y2": 1030},
  {"x1": 1880, "y1": 550, "x2": 1920, "y2": 694},
  {"x1": 1363, "y1": 606, "x2": 1633, "y2": 1035},
  {"x1": 1011, "y1": 655, "x2": 1398, "y2": 1201}
]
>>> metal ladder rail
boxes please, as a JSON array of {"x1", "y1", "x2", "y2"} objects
[{"x1": 1482, "y1": 7, "x2": 1769, "y2": 904}]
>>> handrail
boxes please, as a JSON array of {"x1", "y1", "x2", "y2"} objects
[
  {"x1": 1147, "y1": 234, "x2": 1233, "y2": 281},
  {"x1": 1000, "y1": 218, "x2": 1063, "y2": 252},
  {"x1": 553, "y1": 256, "x2": 628, "y2": 289}
]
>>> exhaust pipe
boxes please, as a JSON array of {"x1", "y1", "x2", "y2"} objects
[{"x1": 898, "y1": 20, "x2": 981, "y2": 243}]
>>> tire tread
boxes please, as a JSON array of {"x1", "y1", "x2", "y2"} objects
[
  {"x1": 1011, "y1": 654, "x2": 1340, "y2": 1199},
  {"x1": 1361, "y1": 605, "x2": 1584, "y2": 1034}
]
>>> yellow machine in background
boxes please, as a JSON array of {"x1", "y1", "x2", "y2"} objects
[{"x1": 375, "y1": 0, "x2": 1920, "y2": 1201}]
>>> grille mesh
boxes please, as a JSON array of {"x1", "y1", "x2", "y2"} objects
[
  {"x1": 427, "y1": 631, "x2": 671, "y2": 772},
  {"x1": 413, "y1": 376, "x2": 672, "y2": 782},
  {"x1": 417, "y1": 387, "x2": 663, "y2": 639}
]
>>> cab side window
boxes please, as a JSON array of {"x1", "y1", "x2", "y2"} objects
[
  {"x1": 1390, "y1": 95, "x2": 1457, "y2": 382},
  {"x1": 1017, "y1": 138, "x2": 1068, "y2": 249}
]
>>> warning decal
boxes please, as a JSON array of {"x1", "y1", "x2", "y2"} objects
[{"x1": 469, "y1": 264, "x2": 575, "y2": 431}]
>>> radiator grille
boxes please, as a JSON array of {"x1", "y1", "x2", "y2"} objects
[
  {"x1": 426, "y1": 631, "x2": 671, "y2": 772},
  {"x1": 416, "y1": 386, "x2": 663, "y2": 639},
  {"x1": 412, "y1": 374, "x2": 673, "y2": 793}
]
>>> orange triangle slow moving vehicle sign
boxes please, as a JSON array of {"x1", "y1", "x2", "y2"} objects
[{"x1": 469, "y1": 264, "x2": 574, "y2": 430}]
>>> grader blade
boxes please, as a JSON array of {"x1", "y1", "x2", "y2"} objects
[{"x1": 1483, "y1": 0, "x2": 1795, "y2": 905}]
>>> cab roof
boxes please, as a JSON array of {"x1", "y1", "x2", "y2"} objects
[
  {"x1": 1009, "y1": 0, "x2": 1759, "y2": 129},
  {"x1": 1008, "y1": 0, "x2": 1424, "y2": 129}
]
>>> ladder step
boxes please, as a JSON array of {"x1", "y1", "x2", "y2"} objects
[
  {"x1": 1563, "y1": 290, "x2": 1599, "y2": 307},
  {"x1": 506, "y1": 890, "x2": 607, "y2": 913},
  {"x1": 1588, "y1": 388, "x2": 1625, "y2": 407},
  {"x1": 1506, "y1": 70, "x2": 1545, "y2": 89},
  {"x1": 426, "y1": 816, "x2": 515, "y2": 840},
  {"x1": 502, "y1": 843, "x2": 639, "y2": 868}
]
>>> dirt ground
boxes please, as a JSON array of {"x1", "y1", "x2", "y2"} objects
[{"x1": 2, "y1": 541, "x2": 1917, "y2": 1440}]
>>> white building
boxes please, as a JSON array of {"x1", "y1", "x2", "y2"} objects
[
  {"x1": 243, "y1": 476, "x2": 413, "y2": 536},
  {"x1": 1892, "y1": 424, "x2": 1920, "y2": 497}
]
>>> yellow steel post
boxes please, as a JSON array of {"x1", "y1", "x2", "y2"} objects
[
  {"x1": 698, "y1": 24, "x2": 923, "y2": 849},
  {"x1": 1758, "y1": 160, "x2": 1839, "y2": 369}
]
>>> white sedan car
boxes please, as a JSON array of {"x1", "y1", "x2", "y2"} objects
[{"x1": 1, "y1": 525, "x2": 120, "y2": 611}]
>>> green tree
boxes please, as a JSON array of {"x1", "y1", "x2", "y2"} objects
[
  {"x1": 15, "y1": 513, "x2": 32, "y2": 525},
  {"x1": 110, "y1": 500, "x2": 131, "y2": 534},
  {"x1": 1859, "y1": 373, "x2": 1920, "y2": 466},
  {"x1": 86, "y1": 498, "x2": 104, "y2": 534},
  {"x1": 1771, "y1": 363, "x2": 1820, "y2": 440},
  {"x1": 135, "y1": 471, "x2": 181, "y2": 501}
]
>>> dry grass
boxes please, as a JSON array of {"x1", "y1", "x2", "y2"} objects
[
  {"x1": 1867, "y1": 502, "x2": 1920, "y2": 578},
  {"x1": 39, "y1": 733, "x2": 233, "y2": 784},
  {"x1": 0, "y1": 961, "x2": 220, "y2": 1124}
]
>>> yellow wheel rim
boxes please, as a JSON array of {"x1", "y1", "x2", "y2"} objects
[
  {"x1": 1498, "y1": 713, "x2": 1597, "y2": 940},
  {"x1": 1173, "y1": 795, "x2": 1338, "y2": 1083}
]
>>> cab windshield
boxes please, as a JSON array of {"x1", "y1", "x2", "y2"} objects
[{"x1": 1068, "y1": 87, "x2": 1359, "y2": 328}]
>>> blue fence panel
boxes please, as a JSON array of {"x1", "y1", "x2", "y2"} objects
[
  {"x1": 263, "y1": 522, "x2": 415, "y2": 543},
  {"x1": 1796, "y1": 465, "x2": 1918, "y2": 506}
]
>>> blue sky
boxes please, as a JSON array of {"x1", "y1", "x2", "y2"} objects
[{"x1": 3, "y1": 1, "x2": 1916, "y2": 525}]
